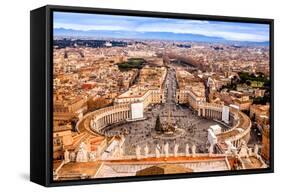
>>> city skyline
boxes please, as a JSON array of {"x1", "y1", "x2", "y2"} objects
[
  {"x1": 52, "y1": 11, "x2": 271, "y2": 181},
  {"x1": 54, "y1": 12, "x2": 270, "y2": 43}
]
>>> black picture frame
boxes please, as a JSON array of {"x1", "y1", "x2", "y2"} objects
[{"x1": 30, "y1": 4, "x2": 274, "y2": 187}]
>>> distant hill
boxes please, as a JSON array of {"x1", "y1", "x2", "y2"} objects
[{"x1": 54, "y1": 28, "x2": 269, "y2": 46}]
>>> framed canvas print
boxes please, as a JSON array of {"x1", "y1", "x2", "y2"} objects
[{"x1": 30, "y1": 5, "x2": 274, "y2": 187}]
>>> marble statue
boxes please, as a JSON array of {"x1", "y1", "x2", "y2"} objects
[
  {"x1": 164, "y1": 143, "x2": 169, "y2": 158},
  {"x1": 209, "y1": 144, "x2": 214, "y2": 156},
  {"x1": 226, "y1": 142, "x2": 232, "y2": 154},
  {"x1": 174, "y1": 143, "x2": 179, "y2": 157},
  {"x1": 185, "y1": 144, "x2": 190, "y2": 156},
  {"x1": 76, "y1": 142, "x2": 88, "y2": 162},
  {"x1": 239, "y1": 142, "x2": 249, "y2": 157},
  {"x1": 64, "y1": 149, "x2": 70, "y2": 163},
  {"x1": 155, "y1": 144, "x2": 161, "y2": 158},
  {"x1": 89, "y1": 152, "x2": 96, "y2": 161},
  {"x1": 144, "y1": 145, "x2": 149, "y2": 158},
  {"x1": 191, "y1": 144, "x2": 196, "y2": 157},
  {"x1": 248, "y1": 148, "x2": 253, "y2": 156},
  {"x1": 136, "y1": 145, "x2": 141, "y2": 160},
  {"x1": 70, "y1": 151, "x2": 76, "y2": 162},
  {"x1": 254, "y1": 144, "x2": 259, "y2": 155}
]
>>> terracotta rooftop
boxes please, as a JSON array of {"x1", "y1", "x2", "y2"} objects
[{"x1": 136, "y1": 164, "x2": 193, "y2": 176}]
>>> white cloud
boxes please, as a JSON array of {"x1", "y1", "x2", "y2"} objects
[
  {"x1": 54, "y1": 23, "x2": 128, "y2": 31},
  {"x1": 134, "y1": 22, "x2": 269, "y2": 42},
  {"x1": 54, "y1": 14, "x2": 269, "y2": 42}
]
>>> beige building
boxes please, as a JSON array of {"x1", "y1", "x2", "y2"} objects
[
  {"x1": 233, "y1": 96, "x2": 252, "y2": 111},
  {"x1": 207, "y1": 75, "x2": 231, "y2": 91},
  {"x1": 115, "y1": 66, "x2": 167, "y2": 109},
  {"x1": 53, "y1": 92, "x2": 88, "y2": 126},
  {"x1": 53, "y1": 93, "x2": 87, "y2": 114},
  {"x1": 176, "y1": 70, "x2": 206, "y2": 110},
  {"x1": 53, "y1": 124, "x2": 73, "y2": 160},
  {"x1": 138, "y1": 66, "x2": 167, "y2": 88},
  {"x1": 250, "y1": 104, "x2": 270, "y2": 123},
  {"x1": 115, "y1": 86, "x2": 165, "y2": 109}
]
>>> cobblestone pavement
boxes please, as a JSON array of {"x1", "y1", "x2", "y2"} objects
[{"x1": 103, "y1": 103, "x2": 226, "y2": 155}]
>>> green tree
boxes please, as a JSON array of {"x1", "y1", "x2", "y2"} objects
[{"x1": 155, "y1": 115, "x2": 162, "y2": 132}]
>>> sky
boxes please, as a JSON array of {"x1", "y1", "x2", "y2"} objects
[{"x1": 53, "y1": 11, "x2": 270, "y2": 42}]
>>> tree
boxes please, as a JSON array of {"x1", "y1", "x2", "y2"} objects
[
  {"x1": 246, "y1": 80, "x2": 252, "y2": 86},
  {"x1": 155, "y1": 115, "x2": 162, "y2": 132}
]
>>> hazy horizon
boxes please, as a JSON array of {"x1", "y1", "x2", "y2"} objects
[{"x1": 53, "y1": 11, "x2": 270, "y2": 43}]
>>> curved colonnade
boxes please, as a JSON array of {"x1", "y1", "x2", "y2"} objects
[
  {"x1": 76, "y1": 102, "x2": 251, "y2": 152},
  {"x1": 198, "y1": 102, "x2": 251, "y2": 148},
  {"x1": 76, "y1": 104, "x2": 131, "y2": 135}
]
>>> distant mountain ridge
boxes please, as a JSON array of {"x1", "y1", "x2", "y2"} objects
[{"x1": 54, "y1": 28, "x2": 269, "y2": 46}]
